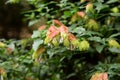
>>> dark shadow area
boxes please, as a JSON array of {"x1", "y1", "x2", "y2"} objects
[{"x1": 0, "y1": 0, "x2": 31, "y2": 39}]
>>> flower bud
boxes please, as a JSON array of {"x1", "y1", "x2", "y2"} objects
[
  {"x1": 44, "y1": 36, "x2": 52, "y2": 44},
  {"x1": 63, "y1": 37, "x2": 70, "y2": 47},
  {"x1": 71, "y1": 39, "x2": 79, "y2": 48},
  {"x1": 86, "y1": 19, "x2": 99, "y2": 31},
  {"x1": 108, "y1": 39, "x2": 120, "y2": 49},
  {"x1": 86, "y1": 3, "x2": 93, "y2": 13},
  {"x1": 68, "y1": 33, "x2": 79, "y2": 48},
  {"x1": 77, "y1": 11, "x2": 85, "y2": 18},
  {"x1": 71, "y1": 14, "x2": 77, "y2": 23},
  {"x1": 111, "y1": 7, "x2": 119, "y2": 13},
  {"x1": 80, "y1": 0, "x2": 87, "y2": 3},
  {"x1": 38, "y1": 25, "x2": 46, "y2": 30},
  {"x1": 52, "y1": 38, "x2": 59, "y2": 47},
  {"x1": 79, "y1": 40, "x2": 90, "y2": 51},
  {"x1": 61, "y1": 32, "x2": 68, "y2": 39}
]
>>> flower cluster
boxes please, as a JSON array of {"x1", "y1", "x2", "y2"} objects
[
  {"x1": 0, "y1": 67, "x2": 7, "y2": 77},
  {"x1": 71, "y1": 11, "x2": 86, "y2": 23},
  {"x1": 44, "y1": 20, "x2": 90, "y2": 51},
  {"x1": 70, "y1": 3, "x2": 99, "y2": 32},
  {"x1": 90, "y1": 72, "x2": 108, "y2": 80},
  {"x1": 85, "y1": 19, "x2": 99, "y2": 31},
  {"x1": 108, "y1": 39, "x2": 120, "y2": 49}
]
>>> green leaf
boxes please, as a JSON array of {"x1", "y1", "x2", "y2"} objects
[
  {"x1": 31, "y1": 31, "x2": 41, "y2": 38},
  {"x1": 106, "y1": 0, "x2": 118, "y2": 4},
  {"x1": 63, "y1": 11, "x2": 72, "y2": 18},
  {"x1": 47, "y1": 47, "x2": 66, "y2": 58},
  {"x1": 88, "y1": 36, "x2": 102, "y2": 43},
  {"x1": 6, "y1": 0, "x2": 20, "y2": 4},
  {"x1": 66, "y1": 73, "x2": 76, "y2": 79},
  {"x1": 110, "y1": 13, "x2": 120, "y2": 16},
  {"x1": 28, "y1": 19, "x2": 39, "y2": 27},
  {"x1": 109, "y1": 33, "x2": 120, "y2": 38},
  {"x1": 96, "y1": 45, "x2": 104, "y2": 53},
  {"x1": 108, "y1": 47, "x2": 120, "y2": 53},
  {"x1": 47, "y1": 48, "x2": 56, "y2": 58},
  {"x1": 85, "y1": 31, "x2": 103, "y2": 36},
  {"x1": 70, "y1": 27, "x2": 86, "y2": 34},
  {"x1": 95, "y1": 2, "x2": 109, "y2": 12},
  {"x1": 32, "y1": 39, "x2": 43, "y2": 51},
  {"x1": 97, "y1": 0, "x2": 104, "y2": 2},
  {"x1": 109, "y1": 63, "x2": 120, "y2": 69}
]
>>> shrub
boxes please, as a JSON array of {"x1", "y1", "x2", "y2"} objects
[{"x1": 0, "y1": 0, "x2": 120, "y2": 80}]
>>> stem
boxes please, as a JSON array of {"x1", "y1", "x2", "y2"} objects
[
  {"x1": 96, "y1": 14, "x2": 109, "y2": 20},
  {"x1": 21, "y1": 9, "x2": 38, "y2": 14},
  {"x1": 1, "y1": 75, "x2": 4, "y2": 80}
]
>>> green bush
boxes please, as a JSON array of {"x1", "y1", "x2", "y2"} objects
[{"x1": 0, "y1": 0, "x2": 120, "y2": 80}]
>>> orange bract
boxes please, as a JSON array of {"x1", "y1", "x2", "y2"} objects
[
  {"x1": 47, "y1": 25, "x2": 60, "y2": 39},
  {"x1": 59, "y1": 25, "x2": 69, "y2": 33},
  {"x1": 38, "y1": 25, "x2": 46, "y2": 30},
  {"x1": 68, "y1": 33, "x2": 77, "y2": 41},
  {"x1": 37, "y1": 47, "x2": 46, "y2": 54},
  {"x1": 90, "y1": 72, "x2": 108, "y2": 80},
  {"x1": 0, "y1": 67, "x2": 6, "y2": 76},
  {"x1": 53, "y1": 19, "x2": 63, "y2": 26},
  {"x1": 77, "y1": 11, "x2": 85, "y2": 18},
  {"x1": 86, "y1": 3, "x2": 93, "y2": 12}
]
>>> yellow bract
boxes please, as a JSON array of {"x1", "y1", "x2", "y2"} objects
[
  {"x1": 0, "y1": 42, "x2": 6, "y2": 48},
  {"x1": 32, "y1": 47, "x2": 45, "y2": 59},
  {"x1": 86, "y1": 19, "x2": 99, "y2": 31},
  {"x1": 44, "y1": 36, "x2": 52, "y2": 44},
  {"x1": 86, "y1": 3, "x2": 93, "y2": 13},
  {"x1": 79, "y1": 40, "x2": 90, "y2": 51},
  {"x1": 52, "y1": 38, "x2": 59, "y2": 47},
  {"x1": 63, "y1": 37, "x2": 70, "y2": 47},
  {"x1": 111, "y1": 7, "x2": 119, "y2": 13},
  {"x1": 108, "y1": 39, "x2": 120, "y2": 49}
]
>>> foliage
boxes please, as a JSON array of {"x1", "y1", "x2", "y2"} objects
[{"x1": 1, "y1": 0, "x2": 120, "y2": 80}]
